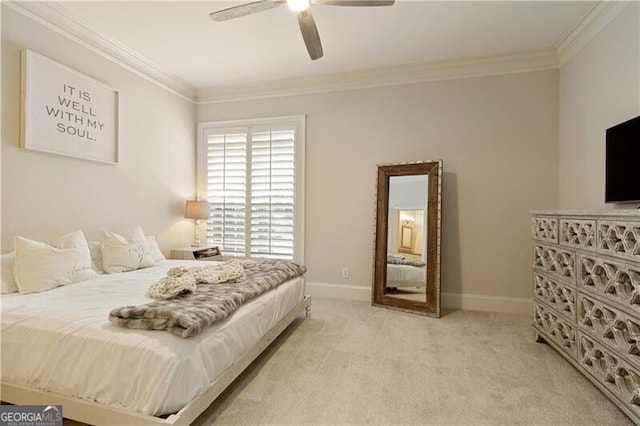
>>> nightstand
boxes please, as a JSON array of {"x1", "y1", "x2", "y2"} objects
[{"x1": 170, "y1": 246, "x2": 221, "y2": 261}]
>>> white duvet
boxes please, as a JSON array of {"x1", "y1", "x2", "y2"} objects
[
  {"x1": 0, "y1": 260, "x2": 304, "y2": 416},
  {"x1": 386, "y1": 263, "x2": 426, "y2": 286}
]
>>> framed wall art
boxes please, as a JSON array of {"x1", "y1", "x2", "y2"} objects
[{"x1": 20, "y1": 50, "x2": 119, "y2": 164}]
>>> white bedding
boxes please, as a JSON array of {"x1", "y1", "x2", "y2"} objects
[
  {"x1": 1, "y1": 260, "x2": 305, "y2": 416},
  {"x1": 386, "y1": 263, "x2": 426, "y2": 287}
]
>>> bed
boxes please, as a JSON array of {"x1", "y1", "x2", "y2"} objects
[
  {"x1": 386, "y1": 254, "x2": 426, "y2": 288},
  {"x1": 1, "y1": 258, "x2": 310, "y2": 425}
]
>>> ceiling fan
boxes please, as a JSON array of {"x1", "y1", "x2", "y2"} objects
[{"x1": 209, "y1": 0, "x2": 395, "y2": 60}]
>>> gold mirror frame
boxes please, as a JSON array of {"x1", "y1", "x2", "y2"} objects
[{"x1": 372, "y1": 161, "x2": 443, "y2": 317}]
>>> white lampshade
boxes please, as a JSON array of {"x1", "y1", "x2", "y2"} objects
[
  {"x1": 288, "y1": 0, "x2": 309, "y2": 12},
  {"x1": 184, "y1": 200, "x2": 210, "y2": 220}
]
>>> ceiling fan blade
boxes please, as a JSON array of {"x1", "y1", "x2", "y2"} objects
[
  {"x1": 312, "y1": 0, "x2": 395, "y2": 6},
  {"x1": 209, "y1": 0, "x2": 285, "y2": 22},
  {"x1": 297, "y1": 10, "x2": 323, "y2": 60}
]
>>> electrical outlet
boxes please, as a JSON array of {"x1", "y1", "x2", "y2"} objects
[{"x1": 341, "y1": 267, "x2": 349, "y2": 279}]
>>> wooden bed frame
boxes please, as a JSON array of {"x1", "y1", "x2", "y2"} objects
[{"x1": 1, "y1": 295, "x2": 311, "y2": 425}]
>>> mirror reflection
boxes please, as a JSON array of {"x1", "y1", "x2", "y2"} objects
[
  {"x1": 386, "y1": 175, "x2": 428, "y2": 302},
  {"x1": 373, "y1": 161, "x2": 442, "y2": 317}
]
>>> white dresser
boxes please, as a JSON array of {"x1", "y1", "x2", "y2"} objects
[{"x1": 532, "y1": 210, "x2": 640, "y2": 423}]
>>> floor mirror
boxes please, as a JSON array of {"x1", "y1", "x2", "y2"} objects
[{"x1": 372, "y1": 161, "x2": 443, "y2": 317}]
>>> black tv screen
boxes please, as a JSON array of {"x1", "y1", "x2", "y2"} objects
[{"x1": 605, "y1": 115, "x2": 640, "y2": 203}]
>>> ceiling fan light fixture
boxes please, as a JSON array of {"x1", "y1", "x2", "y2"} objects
[
  {"x1": 288, "y1": 0, "x2": 310, "y2": 12},
  {"x1": 209, "y1": 0, "x2": 396, "y2": 60}
]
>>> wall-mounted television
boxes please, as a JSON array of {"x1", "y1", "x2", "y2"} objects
[{"x1": 605, "y1": 115, "x2": 640, "y2": 203}]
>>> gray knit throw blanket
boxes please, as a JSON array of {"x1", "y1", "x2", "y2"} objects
[{"x1": 109, "y1": 259, "x2": 306, "y2": 338}]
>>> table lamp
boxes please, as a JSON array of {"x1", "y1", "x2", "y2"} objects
[{"x1": 185, "y1": 200, "x2": 210, "y2": 247}]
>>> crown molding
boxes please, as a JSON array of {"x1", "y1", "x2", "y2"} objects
[
  {"x1": 198, "y1": 0, "x2": 634, "y2": 104},
  {"x1": 5, "y1": 1, "x2": 195, "y2": 102},
  {"x1": 9, "y1": 0, "x2": 623, "y2": 105},
  {"x1": 196, "y1": 50, "x2": 559, "y2": 104},
  {"x1": 556, "y1": 0, "x2": 632, "y2": 67}
]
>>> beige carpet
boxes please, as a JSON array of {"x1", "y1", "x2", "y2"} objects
[
  {"x1": 192, "y1": 298, "x2": 631, "y2": 425},
  {"x1": 68, "y1": 297, "x2": 633, "y2": 425}
]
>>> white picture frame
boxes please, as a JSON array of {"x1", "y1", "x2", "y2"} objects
[{"x1": 20, "y1": 50, "x2": 119, "y2": 164}]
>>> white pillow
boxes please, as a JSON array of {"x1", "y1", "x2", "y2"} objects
[
  {"x1": 146, "y1": 235, "x2": 166, "y2": 263},
  {"x1": 13, "y1": 230, "x2": 97, "y2": 294},
  {"x1": 101, "y1": 226, "x2": 155, "y2": 274},
  {"x1": 1, "y1": 252, "x2": 18, "y2": 294},
  {"x1": 88, "y1": 241, "x2": 104, "y2": 273}
]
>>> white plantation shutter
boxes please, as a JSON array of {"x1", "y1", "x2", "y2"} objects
[
  {"x1": 206, "y1": 132, "x2": 247, "y2": 257},
  {"x1": 197, "y1": 117, "x2": 304, "y2": 262},
  {"x1": 251, "y1": 130, "x2": 295, "y2": 259}
]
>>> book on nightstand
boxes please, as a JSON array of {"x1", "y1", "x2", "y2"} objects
[
  {"x1": 193, "y1": 246, "x2": 219, "y2": 259},
  {"x1": 170, "y1": 246, "x2": 221, "y2": 261}
]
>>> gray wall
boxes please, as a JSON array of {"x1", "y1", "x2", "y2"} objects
[
  {"x1": 198, "y1": 70, "x2": 560, "y2": 312},
  {"x1": 559, "y1": 2, "x2": 640, "y2": 209},
  {"x1": 1, "y1": 5, "x2": 197, "y2": 254}
]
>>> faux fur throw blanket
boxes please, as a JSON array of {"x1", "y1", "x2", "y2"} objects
[
  {"x1": 109, "y1": 259, "x2": 306, "y2": 338},
  {"x1": 145, "y1": 260, "x2": 255, "y2": 300},
  {"x1": 387, "y1": 255, "x2": 426, "y2": 268}
]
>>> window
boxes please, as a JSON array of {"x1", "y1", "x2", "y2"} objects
[{"x1": 197, "y1": 116, "x2": 305, "y2": 262}]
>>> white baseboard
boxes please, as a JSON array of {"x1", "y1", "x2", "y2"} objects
[
  {"x1": 306, "y1": 282, "x2": 532, "y2": 315},
  {"x1": 306, "y1": 282, "x2": 372, "y2": 302},
  {"x1": 441, "y1": 292, "x2": 531, "y2": 315}
]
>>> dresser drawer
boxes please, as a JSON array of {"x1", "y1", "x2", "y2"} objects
[
  {"x1": 578, "y1": 294, "x2": 640, "y2": 370},
  {"x1": 578, "y1": 333, "x2": 640, "y2": 423},
  {"x1": 533, "y1": 244, "x2": 576, "y2": 285},
  {"x1": 598, "y1": 220, "x2": 640, "y2": 264},
  {"x1": 534, "y1": 272, "x2": 576, "y2": 321},
  {"x1": 559, "y1": 218, "x2": 597, "y2": 252},
  {"x1": 533, "y1": 301, "x2": 577, "y2": 360},
  {"x1": 532, "y1": 216, "x2": 558, "y2": 243},
  {"x1": 577, "y1": 253, "x2": 640, "y2": 316}
]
